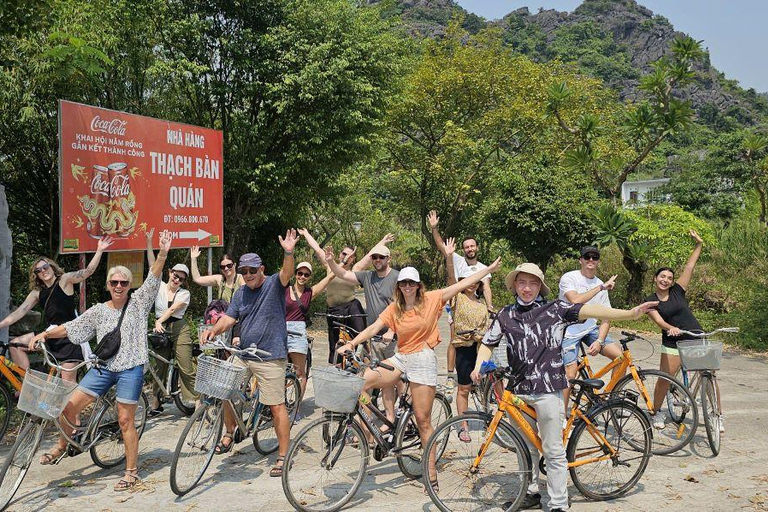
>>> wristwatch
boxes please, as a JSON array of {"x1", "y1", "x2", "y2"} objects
[
  {"x1": 284, "y1": 250, "x2": 294, "y2": 256},
  {"x1": 599, "y1": 284, "x2": 606, "y2": 291}
]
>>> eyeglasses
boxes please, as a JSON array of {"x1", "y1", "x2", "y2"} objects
[
  {"x1": 239, "y1": 267, "x2": 259, "y2": 275},
  {"x1": 296, "y1": 271, "x2": 311, "y2": 278},
  {"x1": 582, "y1": 254, "x2": 600, "y2": 261},
  {"x1": 172, "y1": 272, "x2": 186, "y2": 281},
  {"x1": 34, "y1": 263, "x2": 51, "y2": 275},
  {"x1": 109, "y1": 280, "x2": 129, "y2": 288},
  {"x1": 220, "y1": 263, "x2": 234, "y2": 271},
  {"x1": 398, "y1": 280, "x2": 419, "y2": 288},
  {"x1": 339, "y1": 252, "x2": 350, "y2": 259},
  {"x1": 371, "y1": 254, "x2": 387, "y2": 261}
]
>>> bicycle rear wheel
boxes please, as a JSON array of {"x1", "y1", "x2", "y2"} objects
[
  {"x1": 90, "y1": 392, "x2": 149, "y2": 468},
  {"x1": 424, "y1": 412, "x2": 529, "y2": 512},
  {"x1": 253, "y1": 372, "x2": 301, "y2": 455},
  {"x1": 700, "y1": 373, "x2": 721, "y2": 456},
  {"x1": 172, "y1": 367, "x2": 196, "y2": 416},
  {"x1": 395, "y1": 392, "x2": 452, "y2": 479},
  {"x1": 567, "y1": 400, "x2": 652, "y2": 500},
  {"x1": 612, "y1": 369, "x2": 698, "y2": 455},
  {"x1": 0, "y1": 419, "x2": 45, "y2": 510},
  {"x1": 282, "y1": 414, "x2": 368, "y2": 512},
  {"x1": 0, "y1": 384, "x2": 12, "y2": 443},
  {"x1": 170, "y1": 400, "x2": 223, "y2": 496}
]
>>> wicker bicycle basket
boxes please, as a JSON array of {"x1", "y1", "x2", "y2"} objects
[
  {"x1": 312, "y1": 366, "x2": 364, "y2": 414},
  {"x1": 194, "y1": 355, "x2": 246, "y2": 400}
]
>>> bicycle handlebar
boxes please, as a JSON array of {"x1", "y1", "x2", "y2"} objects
[
  {"x1": 36, "y1": 341, "x2": 102, "y2": 372},
  {"x1": 200, "y1": 338, "x2": 272, "y2": 359},
  {"x1": 342, "y1": 350, "x2": 395, "y2": 372},
  {"x1": 0, "y1": 341, "x2": 31, "y2": 349},
  {"x1": 315, "y1": 312, "x2": 368, "y2": 319},
  {"x1": 676, "y1": 327, "x2": 739, "y2": 337}
]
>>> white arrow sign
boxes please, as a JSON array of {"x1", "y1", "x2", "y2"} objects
[{"x1": 178, "y1": 229, "x2": 212, "y2": 241}]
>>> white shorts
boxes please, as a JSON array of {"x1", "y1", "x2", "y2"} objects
[{"x1": 388, "y1": 347, "x2": 438, "y2": 386}]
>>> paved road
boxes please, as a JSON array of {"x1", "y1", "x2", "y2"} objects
[{"x1": 2, "y1": 315, "x2": 767, "y2": 511}]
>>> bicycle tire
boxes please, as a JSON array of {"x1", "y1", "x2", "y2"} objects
[
  {"x1": 253, "y1": 373, "x2": 300, "y2": 455},
  {"x1": 567, "y1": 400, "x2": 652, "y2": 501},
  {"x1": 305, "y1": 347, "x2": 312, "y2": 380},
  {"x1": 90, "y1": 392, "x2": 149, "y2": 469},
  {"x1": 0, "y1": 419, "x2": 45, "y2": 510},
  {"x1": 700, "y1": 373, "x2": 721, "y2": 456},
  {"x1": 171, "y1": 367, "x2": 196, "y2": 416},
  {"x1": 423, "y1": 412, "x2": 530, "y2": 512},
  {"x1": 282, "y1": 415, "x2": 368, "y2": 512},
  {"x1": 394, "y1": 392, "x2": 452, "y2": 479},
  {"x1": 169, "y1": 401, "x2": 223, "y2": 496},
  {"x1": 612, "y1": 369, "x2": 698, "y2": 455},
  {"x1": 0, "y1": 383, "x2": 12, "y2": 443}
]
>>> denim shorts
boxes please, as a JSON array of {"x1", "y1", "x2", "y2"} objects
[
  {"x1": 287, "y1": 321, "x2": 309, "y2": 355},
  {"x1": 561, "y1": 327, "x2": 616, "y2": 366},
  {"x1": 78, "y1": 365, "x2": 144, "y2": 404}
]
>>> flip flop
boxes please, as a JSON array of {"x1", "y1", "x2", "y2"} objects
[
  {"x1": 458, "y1": 428, "x2": 471, "y2": 443},
  {"x1": 114, "y1": 469, "x2": 141, "y2": 491},
  {"x1": 215, "y1": 433, "x2": 234, "y2": 454},
  {"x1": 270, "y1": 456, "x2": 285, "y2": 477},
  {"x1": 39, "y1": 447, "x2": 66, "y2": 465}
]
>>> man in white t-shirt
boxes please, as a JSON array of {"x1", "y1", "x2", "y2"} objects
[
  {"x1": 428, "y1": 211, "x2": 493, "y2": 391},
  {"x1": 559, "y1": 246, "x2": 622, "y2": 415}
]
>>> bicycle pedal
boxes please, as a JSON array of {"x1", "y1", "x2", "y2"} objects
[{"x1": 66, "y1": 445, "x2": 82, "y2": 457}]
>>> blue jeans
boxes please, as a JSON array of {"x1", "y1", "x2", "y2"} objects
[
  {"x1": 78, "y1": 365, "x2": 144, "y2": 404},
  {"x1": 561, "y1": 326, "x2": 615, "y2": 366}
]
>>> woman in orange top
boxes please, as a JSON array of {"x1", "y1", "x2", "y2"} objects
[{"x1": 336, "y1": 251, "x2": 500, "y2": 489}]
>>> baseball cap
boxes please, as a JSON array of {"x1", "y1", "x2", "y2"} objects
[
  {"x1": 238, "y1": 253, "x2": 263, "y2": 269},
  {"x1": 172, "y1": 263, "x2": 190, "y2": 275},
  {"x1": 371, "y1": 245, "x2": 390, "y2": 257},
  {"x1": 580, "y1": 246, "x2": 600, "y2": 258},
  {"x1": 296, "y1": 261, "x2": 312, "y2": 273},
  {"x1": 397, "y1": 267, "x2": 420, "y2": 283}
]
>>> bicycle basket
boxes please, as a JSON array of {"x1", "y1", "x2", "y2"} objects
[
  {"x1": 18, "y1": 368, "x2": 78, "y2": 420},
  {"x1": 677, "y1": 339, "x2": 723, "y2": 371},
  {"x1": 194, "y1": 355, "x2": 246, "y2": 400},
  {"x1": 312, "y1": 366, "x2": 364, "y2": 414}
]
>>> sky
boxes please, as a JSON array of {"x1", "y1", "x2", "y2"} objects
[{"x1": 455, "y1": 0, "x2": 768, "y2": 93}]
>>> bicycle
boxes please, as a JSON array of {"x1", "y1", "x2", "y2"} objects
[
  {"x1": 423, "y1": 365, "x2": 653, "y2": 511},
  {"x1": 451, "y1": 328, "x2": 502, "y2": 415},
  {"x1": 146, "y1": 330, "x2": 199, "y2": 416},
  {"x1": 674, "y1": 327, "x2": 737, "y2": 456},
  {"x1": 281, "y1": 350, "x2": 452, "y2": 512},
  {"x1": 573, "y1": 330, "x2": 698, "y2": 455},
  {"x1": 0, "y1": 342, "x2": 30, "y2": 443},
  {"x1": 314, "y1": 312, "x2": 368, "y2": 365},
  {"x1": 169, "y1": 338, "x2": 300, "y2": 496},
  {"x1": 0, "y1": 343, "x2": 148, "y2": 511}
]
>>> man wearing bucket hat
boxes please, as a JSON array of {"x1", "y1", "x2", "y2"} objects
[
  {"x1": 202, "y1": 229, "x2": 299, "y2": 477},
  {"x1": 471, "y1": 262, "x2": 658, "y2": 512}
]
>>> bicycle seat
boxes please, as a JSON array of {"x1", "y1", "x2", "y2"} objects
[{"x1": 569, "y1": 378, "x2": 604, "y2": 390}]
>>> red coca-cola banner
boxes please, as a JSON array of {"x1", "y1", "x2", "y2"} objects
[{"x1": 59, "y1": 101, "x2": 224, "y2": 253}]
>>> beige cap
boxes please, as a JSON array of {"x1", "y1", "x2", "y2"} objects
[
  {"x1": 371, "y1": 245, "x2": 390, "y2": 257},
  {"x1": 296, "y1": 261, "x2": 312, "y2": 273},
  {"x1": 505, "y1": 262, "x2": 551, "y2": 297}
]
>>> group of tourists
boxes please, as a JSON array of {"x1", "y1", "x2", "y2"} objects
[{"x1": 0, "y1": 214, "x2": 713, "y2": 508}]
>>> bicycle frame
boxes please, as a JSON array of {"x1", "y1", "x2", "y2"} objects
[
  {"x1": 54, "y1": 393, "x2": 113, "y2": 453},
  {"x1": 577, "y1": 343, "x2": 655, "y2": 412},
  {"x1": 0, "y1": 355, "x2": 25, "y2": 392},
  {"x1": 146, "y1": 348, "x2": 176, "y2": 399}
]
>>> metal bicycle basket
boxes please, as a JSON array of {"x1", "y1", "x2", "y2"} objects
[
  {"x1": 18, "y1": 368, "x2": 78, "y2": 420},
  {"x1": 194, "y1": 355, "x2": 246, "y2": 400},
  {"x1": 312, "y1": 366, "x2": 365, "y2": 414},
  {"x1": 677, "y1": 339, "x2": 723, "y2": 371}
]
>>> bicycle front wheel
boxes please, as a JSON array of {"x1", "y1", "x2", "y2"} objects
[
  {"x1": 172, "y1": 367, "x2": 196, "y2": 416},
  {"x1": 170, "y1": 400, "x2": 223, "y2": 496},
  {"x1": 282, "y1": 414, "x2": 368, "y2": 512},
  {"x1": 0, "y1": 384, "x2": 12, "y2": 443},
  {"x1": 0, "y1": 419, "x2": 45, "y2": 510},
  {"x1": 90, "y1": 392, "x2": 149, "y2": 468},
  {"x1": 612, "y1": 369, "x2": 698, "y2": 455},
  {"x1": 700, "y1": 373, "x2": 721, "y2": 456},
  {"x1": 424, "y1": 412, "x2": 530, "y2": 512},
  {"x1": 567, "y1": 400, "x2": 652, "y2": 500},
  {"x1": 395, "y1": 392, "x2": 452, "y2": 479}
]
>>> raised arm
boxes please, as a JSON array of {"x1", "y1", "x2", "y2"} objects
[
  {"x1": 297, "y1": 228, "x2": 326, "y2": 263},
  {"x1": 310, "y1": 270, "x2": 336, "y2": 298},
  {"x1": 564, "y1": 275, "x2": 617, "y2": 304},
  {"x1": 278, "y1": 229, "x2": 299, "y2": 287},
  {"x1": 445, "y1": 237, "x2": 457, "y2": 286},
  {"x1": 482, "y1": 279, "x2": 493, "y2": 310},
  {"x1": 189, "y1": 245, "x2": 220, "y2": 287},
  {"x1": 62, "y1": 236, "x2": 114, "y2": 286},
  {"x1": 356, "y1": 233, "x2": 394, "y2": 270},
  {"x1": 441, "y1": 257, "x2": 501, "y2": 303},
  {"x1": 428, "y1": 210, "x2": 445, "y2": 254},
  {"x1": 150, "y1": 230, "x2": 172, "y2": 278},
  {"x1": 579, "y1": 302, "x2": 658, "y2": 322},
  {"x1": 324, "y1": 246, "x2": 360, "y2": 284},
  {"x1": 0, "y1": 291, "x2": 40, "y2": 330},
  {"x1": 146, "y1": 228, "x2": 156, "y2": 266},
  {"x1": 677, "y1": 230, "x2": 703, "y2": 291}
]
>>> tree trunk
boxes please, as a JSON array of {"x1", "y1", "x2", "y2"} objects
[
  {"x1": 0, "y1": 185, "x2": 11, "y2": 344},
  {"x1": 623, "y1": 254, "x2": 647, "y2": 305},
  {"x1": 757, "y1": 186, "x2": 767, "y2": 225}
]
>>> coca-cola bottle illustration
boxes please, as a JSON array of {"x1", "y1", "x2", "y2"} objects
[
  {"x1": 84, "y1": 165, "x2": 110, "y2": 239},
  {"x1": 106, "y1": 162, "x2": 136, "y2": 237}
]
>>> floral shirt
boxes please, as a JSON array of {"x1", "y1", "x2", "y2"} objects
[{"x1": 64, "y1": 273, "x2": 160, "y2": 372}]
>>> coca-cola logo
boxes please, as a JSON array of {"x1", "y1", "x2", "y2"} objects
[
  {"x1": 90, "y1": 172, "x2": 131, "y2": 199},
  {"x1": 90, "y1": 115, "x2": 127, "y2": 135}
]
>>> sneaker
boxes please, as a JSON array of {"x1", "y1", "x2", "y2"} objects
[
  {"x1": 718, "y1": 416, "x2": 725, "y2": 433},
  {"x1": 503, "y1": 492, "x2": 541, "y2": 510},
  {"x1": 445, "y1": 375, "x2": 456, "y2": 395},
  {"x1": 652, "y1": 411, "x2": 667, "y2": 429}
]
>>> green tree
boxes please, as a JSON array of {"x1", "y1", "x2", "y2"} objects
[{"x1": 740, "y1": 131, "x2": 768, "y2": 224}]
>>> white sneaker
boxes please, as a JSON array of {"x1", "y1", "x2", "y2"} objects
[
  {"x1": 652, "y1": 411, "x2": 667, "y2": 429},
  {"x1": 718, "y1": 416, "x2": 725, "y2": 433},
  {"x1": 446, "y1": 375, "x2": 456, "y2": 395}
]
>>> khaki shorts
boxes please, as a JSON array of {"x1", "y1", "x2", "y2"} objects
[
  {"x1": 234, "y1": 357, "x2": 287, "y2": 406},
  {"x1": 389, "y1": 347, "x2": 438, "y2": 386}
]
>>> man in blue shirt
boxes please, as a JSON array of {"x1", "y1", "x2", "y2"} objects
[{"x1": 203, "y1": 229, "x2": 299, "y2": 477}]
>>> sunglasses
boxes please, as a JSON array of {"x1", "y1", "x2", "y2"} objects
[
  {"x1": 297, "y1": 271, "x2": 311, "y2": 278},
  {"x1": 34, "y1": 263, "x2": 51, "y2": 275},
  {"x1": 109, "y1": 280, "x2": 129, "y2": 287},
  {"x1": 220, "y1": 262, "x2": 234, "y2": 271},
  {"x1": 371, "y1": 254, "x2": 388, "y2": 261},
  {"x1": 398, "y1": 280, "x2": 419, "y2": 288},
  {"x1": 582, "y1": 254, "x2": 600, "y2": 261},
  {"x1": 239, "y1": 267, "x2": 260, "y2": 275},
  {"x1": 172, "y1": 272, "x2": 186, "y2": 281}
]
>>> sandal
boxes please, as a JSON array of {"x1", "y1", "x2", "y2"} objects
[
  {"x1": 147, "y1": 406, "x2": 164, "y2": 418},
  {"x1": 424, "y1": 475, "x2": 439, "y2": 495},
  {"x1": 270, "y1": 456, "x2": 285, "y2": 477},
  {"x1": 114, "y1": 468, "x2": 141, "y2": 491},
  {"x1": 458, "y1": 428, "x2": 471, "y2": 443},
  {"x1": 39, "y1": 446, "x2": 66, "y2": 465},
  {"x1": 215, "y1": 432, "x2": 234, "y2": 454}
]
